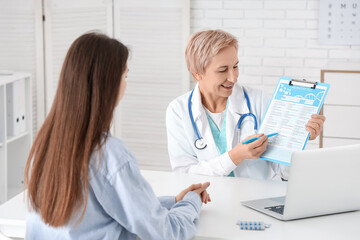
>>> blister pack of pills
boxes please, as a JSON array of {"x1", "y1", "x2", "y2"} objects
[{"x1": 236, "y1": 220, "x2": 271, "y2": 230}]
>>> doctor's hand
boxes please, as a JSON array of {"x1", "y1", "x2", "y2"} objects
[
  {"x1": 229, "y1": 133, "x2": 268, "y2": 166},
  {"x1": 306, "y1": 114, "x2": 326, "y2": 140},
  {"x1": 175, "y1": 182, "x2": 211, "y2": 204}
]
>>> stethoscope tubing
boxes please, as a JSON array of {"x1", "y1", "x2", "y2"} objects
[
  {"x1": 188, "y1": 89, "x2": 201, "y2": 140},
  {"x1": 189, "y1": 87, "x2": 258, "y2": 150}
]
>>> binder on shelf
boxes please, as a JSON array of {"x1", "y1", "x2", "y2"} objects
[
  {"x1": 6, "y1": 78, "x2": 26, "y2": 137},
  {"x1": 258, "y1": 76, "x2": 330, "y2": 165}
]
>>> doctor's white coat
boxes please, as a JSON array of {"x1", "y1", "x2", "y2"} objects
[{"x1": 166, "y1": 83, "x2": 289, "y2": 180}]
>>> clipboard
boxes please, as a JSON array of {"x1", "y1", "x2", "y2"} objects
[{"x1": 258, "y1": 76, "x2": 330, "y2": 165}]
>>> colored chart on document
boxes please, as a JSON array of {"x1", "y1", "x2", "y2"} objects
[{"x1": 258, "y1": 77, "x2": 330, "y2": 165}]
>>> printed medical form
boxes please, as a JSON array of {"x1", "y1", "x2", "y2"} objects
[{"x1": 259, "y1": 77, "x2": 330, "y2": 165}]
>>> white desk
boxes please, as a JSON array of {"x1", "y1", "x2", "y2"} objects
[{"x1": 1, "y1": 170, "x2": 360, "y2": 240}]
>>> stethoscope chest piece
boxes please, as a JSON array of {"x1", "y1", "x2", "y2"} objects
[{"x1": 195, "y1": 138, "x2": 207, "y2": 150}]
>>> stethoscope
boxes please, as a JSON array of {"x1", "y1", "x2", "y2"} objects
[{"x1": 189, "y1": 88, "x2": 258, "y2": 150}]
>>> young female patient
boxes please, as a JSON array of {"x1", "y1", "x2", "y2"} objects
[{"x1": 25, "y1": 32, "x2": 210, "y2": 240}]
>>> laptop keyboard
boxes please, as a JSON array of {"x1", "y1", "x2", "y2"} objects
[{"x1": 265, "y1": 205, "x2": 284, "y2": 215}]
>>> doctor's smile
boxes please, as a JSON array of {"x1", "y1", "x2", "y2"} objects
[{"x1": 220, "y1": 83, "x2": 234, "y2": 91}]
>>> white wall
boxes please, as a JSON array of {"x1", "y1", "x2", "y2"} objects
[
  {"x1": 190, "y1": 0, "x2": 360, "y2": 94},
  {"x1": 190, "y1": 0, "x2": 360, "y2": 149}
]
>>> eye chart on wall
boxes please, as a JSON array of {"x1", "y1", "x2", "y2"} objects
[{"x1": 319, "y1": 0, "x2": 360, "y2": 45}]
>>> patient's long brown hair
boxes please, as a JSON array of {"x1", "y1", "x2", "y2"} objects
[{"x1": 24, "y1": 32, "x2": 129, "y2": 227}]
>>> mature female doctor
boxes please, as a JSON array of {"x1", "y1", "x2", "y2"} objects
[{"x1": 166, "y1": 30, "x2": 325, "y2": 180}]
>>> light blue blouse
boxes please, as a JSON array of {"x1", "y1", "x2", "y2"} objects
[{"x1": 26, "y1": 136, "x2": 202, "y2": 240}]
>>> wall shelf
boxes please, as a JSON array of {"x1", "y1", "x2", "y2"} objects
[
  {"x1": 0, "y1": 72, "x2": 32, "y2": 204},
  {"x1": 6, "y1": 131, "x2": 30, "y2": 144}
]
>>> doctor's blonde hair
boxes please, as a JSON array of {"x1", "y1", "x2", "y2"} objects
[
  {"x1": 24, "y1": 32, "x2": 129, "y2": 227},
  {"x1": 185, "y1": 29, "x2": 238, "y2": 77}
]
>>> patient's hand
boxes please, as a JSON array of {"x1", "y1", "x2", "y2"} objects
[{"x1": 176, "y1": 182, "x2": 211, "y2": 204}]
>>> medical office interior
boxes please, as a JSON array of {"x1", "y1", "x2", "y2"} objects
[{"x1": 0, "y1": 0, "x2": 360, "y2": 239}]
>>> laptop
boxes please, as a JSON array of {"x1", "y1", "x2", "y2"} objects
[{"x1": 241, "y1": 144, "x2": 360, "y2": 220}]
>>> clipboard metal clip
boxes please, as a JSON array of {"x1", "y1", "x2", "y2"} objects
[{"x1": 289, "y1": 79, "x2": 317, "y2": 89}]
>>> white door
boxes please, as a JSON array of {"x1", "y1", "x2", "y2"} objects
[
  {"x1": 43, "y1": 0, "x2": 113, "y2": 113},
  {"x1": 0, "y1": 0, "x2": 44, "y2": 137},
  {"x1": 113, "y1": 0, "x2": 190, "y2": 170},
  {"x1": 0, "y1": 0, "x2": 43, "y2": 203}
]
